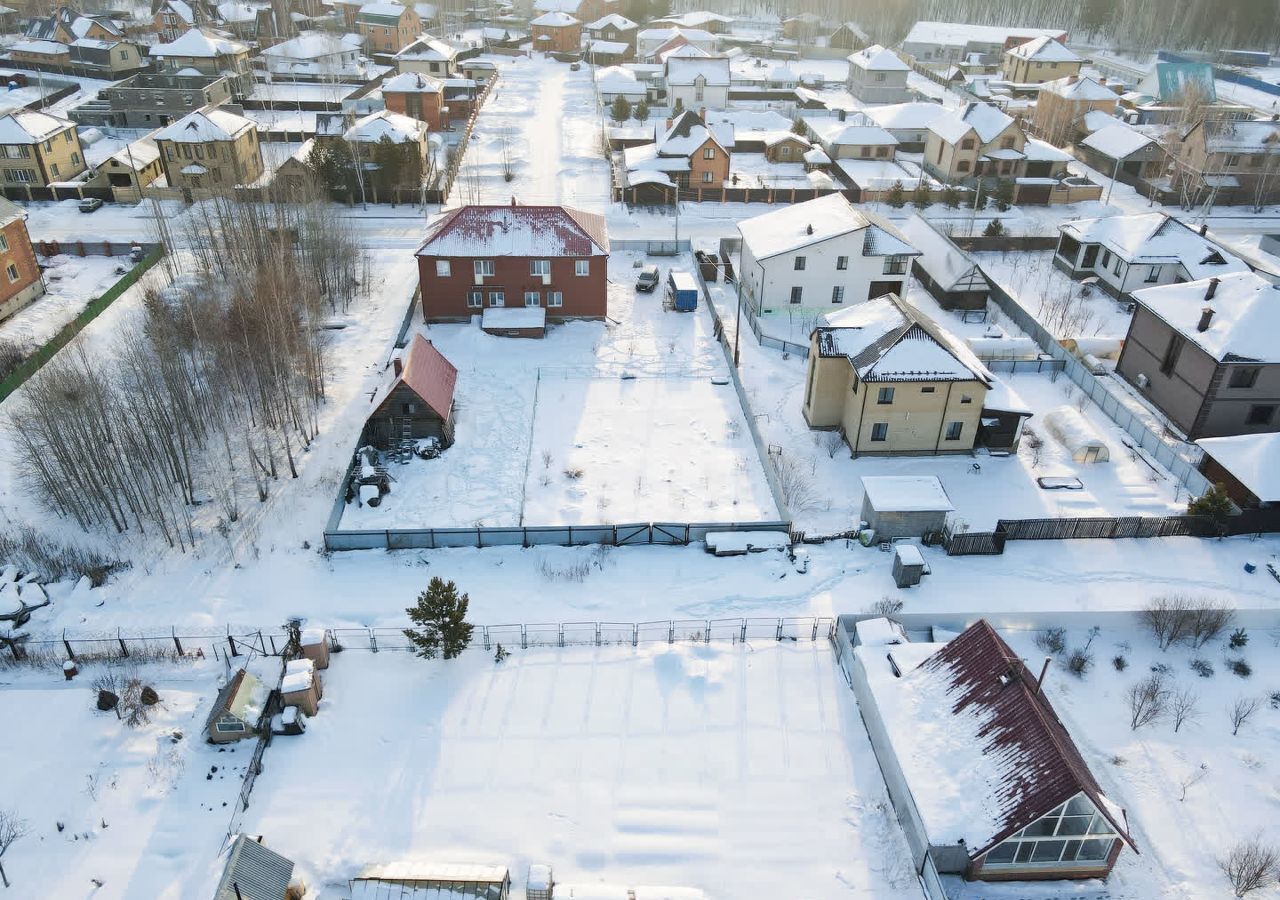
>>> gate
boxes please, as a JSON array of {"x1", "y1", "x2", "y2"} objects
[
  {"x1": 614, "y1": 523, "x2": 651, "y2": 546},
  {"x1": 651, "y1": 523, "x2": 689, "y2": 544}
]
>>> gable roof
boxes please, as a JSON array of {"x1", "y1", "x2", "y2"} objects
[
  {"x1": 1060, "y1": 213, "x2": 1248, "y2": 281},
  {"x1": 899, "y1": 213, "x2": 990, "y2": 293},
  {"x1": 395, "y1": 36, "x2": 456, "y2": 60},
  {"x1": 930, "y1": 101, "x2": 1015, "y2": 145},
  {"x1": 150, "y1": 27, "x2": 247, "y2": 58},
  {"x1": 214, "y1": 835, "x2": 294, "y2": 900},
  {"x1": 1196, "y1": 431, "x2": 1280, "y2": 502},
  {"x1": 1131, "y1": 271, "x2": 1280, "y2": 363},
  {"x1": 1080, "y1": 123, "x2": 1155, "y2": 159},
  {"x1": 344, "y1": 109, "x2": 426, "y2": 143},
  {"x1": 1041, "y1": 74, "x2": 1116, "y2": 101},
  {"x1": 664, "y1": 55, "x2": 729, "y2": 86},
  {"x1": 816, "y1": 294, "x2": 991, "y2": 384},
  {"x1": 263, "y1": 31, "x2": 362, "y2": 59},
  {"x1": 0, "y1": 196, "x2": 27, "y2": 230},
  {"x1": 154, "y1": 107, "x2": 254, "y2": 142},
  {"x1": 1005, "y1": 35, "x2": 1081, "y2": 63},
  {"x1": 804, "y1": 114, "x2": 898, "y2": 147},
  {"x1": 737, "y1": 193, "x2": 917, "y2": 261},
  {"x1": 530, "y1": 10, "x2": 578, "y2": 26},
  {"x1": 863, "y1": 101, "x2": 950, "y2": 131},
  {"x1": 654, "y1": 109, "x2": 723, "y2": 156},
  {"x1": 357, "y1": 0, "x2": 412, "y2": 22},
  {"x1": 587, "y1": 12, "x2": 636, "y2": 30},
  {"x1": 379, "y1": 335, "x2": 456, "y2": 421},
  {"x1": 417, "y1": 204, "x2": 608, "y2": 258},
  {"x1": 0, "y1": 110, "x2": 73, "y2": 143},
  {"x1": 847, "y1": 43, "x2": 909, "y2": 72},
  {"x1": 382, "y1": 70, "x2": 442, "y2": 93}
]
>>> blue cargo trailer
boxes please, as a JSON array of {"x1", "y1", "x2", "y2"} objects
[{"x1": 666, "y1": 270, "x2": 699, "y2": 311}]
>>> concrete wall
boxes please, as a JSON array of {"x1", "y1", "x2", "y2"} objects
[{"x1": 848, "y1": 66, "x2": 911, "y2": 104}]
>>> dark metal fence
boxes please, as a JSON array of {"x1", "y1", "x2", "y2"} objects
[{"x1": 323, "y1": 520, "x2": 793, "y2": 551}]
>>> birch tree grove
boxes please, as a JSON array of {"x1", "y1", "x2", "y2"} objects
[{"x1": 8, "y1": 188, "x2": 365, "y2": 550}]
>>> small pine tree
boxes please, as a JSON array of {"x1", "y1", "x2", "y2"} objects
[
  {"x1": 403, "y1": 577, "x2": 475, "y2": 660},
  {"x1": 610, "y1": 95, "x2": 632, "y2": 123},
  {"x1": 983, "y1": 217, "x2": 1005, "y2": 237},
  {"x1": 886, "y1": 180, "x2": 906, "y2": 208},
  {"x1": 993, "y1": 180, "x2": 1014, "y2": 211},
  {"x1": 942, "y1": 185, "x2": 961, "y2": 208},
  {"x1": 912, "y1": 183, "x2": 930, "y2": 209},
  {"x1": 1188, "y1": 483, "x2": 1234, "y2": 526},
  {"x1": 634, "y1": 99, "x2": 650, "y2": 122},
  {"x1": 494, "y1": 643, "x2": 510, "y2": 663},
  {"x1": 790, "y1": 118, "x2": 807, "y2": 136}
]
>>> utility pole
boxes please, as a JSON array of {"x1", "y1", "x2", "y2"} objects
[
  {"x1": 1105, "y1": 152, "x2": 1123, "y2": 207},
  {"x1": 673, "y1": 182, "x2": 679, "y2": 244}
]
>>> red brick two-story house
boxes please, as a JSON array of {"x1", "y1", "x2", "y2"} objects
[
  {"x1": 0, "y1": 197, "x2": 44, "y2": 323},
  {"x1": 416, "y1": 204, "x2": 610, "y2": 323}
]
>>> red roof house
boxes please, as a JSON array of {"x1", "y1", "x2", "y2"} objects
[{"x1": 363, "y1": 334, "x2": 457, "y2": 450}]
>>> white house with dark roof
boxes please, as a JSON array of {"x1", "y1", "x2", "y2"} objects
[
  {"x1": 737, "y1": 193, "x2": 918, "y2": 315},
  {"x1": 801, "y1": 294, "x2": 992, "y2": 453},
  {"x1": 1054, "y1": 212, "x2": 1248, "y2": 298},
  {"x1": 663, "y1": 56, "x2": 729, "y2": 110},
  {"x1": 846, "y1": 44, "x2": 911, "y2": 104}
]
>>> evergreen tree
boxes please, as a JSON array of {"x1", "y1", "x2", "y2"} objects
[
  {"x1": 942, "y1": 185, "x2": 961, "y2": 208},
  {"x1": 790, "y1": 119, "x2": 807, "y2": 136},
  {"x1": 611, "y1": 95, "x2": 632, "y2": 123},
  {"x1": 993, "y1": 180, "x2": 1015, "y2": 212},
  {"x1": 912, "y1": 182, "x2": 930, "y2": 209},
  {"x1": 983, "y1": 217, "x2": 1005, "y2": 238},
  {"x1": 1188, "y1": 483, "x2": 1234, "y2": 527},
  {"x1": 886, "y1": 180, "x2": 906, "y2": 208},
  {"x1": 634, "y1": 100, "x2": 650, "y2": 122},
  {"x1": 403, "y1": 577, "x2": 474, "y2": 659}
]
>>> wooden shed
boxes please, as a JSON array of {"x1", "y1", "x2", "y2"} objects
[
  {"x1": 899, "y1": 214, "x2": 991, "y2": 310},
  {"x1": 299, "y1": 627, "x2": 330, "y2": 669},
  {"x1": 204, "y1": 669, "x2": 267, "y2": 744},
  {"x1": 280, "y1": 658, "x2": 322, "y2": 717},
  {"x1": 363, "y1": 334, "x2": 457, "y2": 451}
]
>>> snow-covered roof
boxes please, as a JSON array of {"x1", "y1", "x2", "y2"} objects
[
  {"x1": 861, "y1": 475, "x2": 953, "y2": 512},
  {"x1": 654, "y1": 11, "x2": 731, "y2": 28},
  {"x1": 9, "y1": 39, "x2": 68, "y2": 54},
  {"x1": 855, "y1": 616, "x2": 908, "y2": 647},
  {"x1": 1040, "y1": 74, "x2": 1116, "y2": 101},
  {"x1": 863, "y1": 102, "x2": 949, "y2": 131},
  {"x1": 653, "y1": 110, "x2": 722, "y2": 157},
  {"x1": 1196, "y1": 432, "x2": 1280, "y2": 502},
  {"x1": 382, "y1": 70, "x2": 442, "y2": 93},
  {"x1": 1060, "y1": 213, "x2": 1248, "y2": 281},
  {"x1": 982, "y1": 378, "x2": 1032, "y2": 415},
  {"x1": 395, "y1": 36, "x2": 456, "y2": 60},
  {"x1": 1131, "y1": 271, "x2": 1280, "y2": 363},
  {"x1": 482, "y1": 306, "x2": 547, "y2": 330},
  {"x1": 417, "y1": 205, "x2": 608, "y2": 258},
  {"x1": 815, "y1": 294, "x2": 991, "y2": 385},
  {"x1": 374, "y1": 334, "x2": 456, "y2": 420},
  {"x1": 155, "y1": 107, "x2": 254, "y2": 142},
  {"x1": 847, "y1": 43, "x2": 908, "y2": 72},
  {"x1": 216, "y1": 1, "x2": 256, "y2": 23},
  {"x1": 636, "y1": 26, "x2": 713, "y2": 42},
  {"x1": 162, "y1": 0, "x2": 195, "y2": 23},
  {"x1": 0, "y1": 110, "x2": 72, "y2": 144},
  {"x1": 804, "y1": 115, "x2": 897, "y2": 147},
  {"x1": 659, "y1": 42, "x2": 709, "y2": 61},
  {"x1": 899, "y1": 213, "x2": 989, "y2": 293},
  {"x1": 263, "y1": 31, "x2": 362, "y2": 59},
  {"x1": 664, "y1": 55, "x2": 729, "y2": 86},
  {"x1": 834, "y1": 158, "x2": 936, "y2": 191},
  {"x1": 1080, "y1": 123, "x2": 1155, "y2": 159},
  {"x1": 588, "y1": 39, "x2": 628, "y2": 54},
  {"x1": 737, "y1": 193, "x2": 917, "y2": 261},
  {"x1": 587, "y1": 13, "x2": 635, "y2": 30},
  {"x1": 151, "y1": 27, "x2": 247, "y2": 58},
  {"x1": 930, "y1": 101, "x2": 1014, "y2": 145},
  {"x1": 357, "y1": 1, "x2": 410, "y2": 21},
  {"x1": 110, "y1": 137, "x2": 161, "y2": 169},
  {"x1": 530, "y1": 10, "x2": 578, "y2": 26},
  {"x1": 904, "y1": 20, "x2": 1065, "y2": 48},
  {"x1": 856, "y1": 620, "x2": 1137, "y2": 856},
  {"x1": 1022, "y1": 137, "x2": 1071, "y2": 162},
  {"x1": 1199, "y1": 119, "x2": 1280, "y2": 154},
  {"x1": 802, "y1": 146, "x2": 829, "y2": 164},
  {"x1": 344, "y1": 109, "x2": 426, "y2": 143},
  {"x1": 1081, "y1": 108, "x2": 1120, "y2": 134},
  {"x1": 1005, "y1": 35, "x2": 1081, "y2": 63}
]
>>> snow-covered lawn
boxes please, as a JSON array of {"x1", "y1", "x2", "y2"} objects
[
  {"x1": 992, "y1": 624, "x2": 1280, "y2": 900},
  {"x1": 975, "y1": 249, "x2": 1137, "y2": 342},
  {"x1": 340, "y1": 253, "x2": 776, "y2": 529},
  {"x1": 0, "y1": 254, "x2": 133, "y2": 351},
  {"x1": 242, "y1": 642, "x2": 919, "y2": 899},
  {"x1": 0, "y1": 662, "x2": 248, "y2": 898}
]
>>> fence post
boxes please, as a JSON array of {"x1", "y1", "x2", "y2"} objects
[
  {"x1": 812, "y1": 619, "x2": 819, "y2": 641},
  {"x1": 704, "y1": 622, "x2": 710, "y2": 644},
  {"x1": 631, "y1": 623, "x2": 637, "y2": 646},
  {"x1": 595, "y1": 623, "x2": 601, "y2": 646},
  {"x1": 172, "y1": 628, "x2": 183, "y2": 657},
  {"x1": 269, "y1": 634, "x2": 277, "y2": 655},
  {"x1": 63, "y1": 629, "x2": 75, "y2": 662},
  {"x1": 775, "y1": 619, "x2": 783, "y2": 641},
  {"x1": 521, "y1": 625, "x2": 527, "y2": 650},
  {"x1": 558, "y1": 624, "x2": 564, "y2": 648},
  {"x1": 668, "y1": 621, "x2": 674, "y2": 644},
  {"x1": 228, "y1": 634, "x2": 240, "y2": 657},
  {"x1": 118, "y1": 628, "x2": 129, "y2": 657},
  {"x1": 483, "y1": 625, "x2": 490, "y2": 652},
  {"x1": 369, "y1": 628, "x2": 378, "y2": 653},
  {"x1": 740, "y1": 619, "x2": 747, "y2": 643}
]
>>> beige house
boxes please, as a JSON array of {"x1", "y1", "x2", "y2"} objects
[
  {"x1": 1172, "y1": 118, "x2": 1280, "y2": 208},
  {"x1": 0, "y1": 111, "x2": 85, "y2": 187},
  {"x1": 102, "y1": 135, "x2": 164, "y2": 201},
  {"x1": 149, "y1": 28, "x2": 252, "y2": 93},
  {"x1": 802, "y1": 294, "x2": 992, "y2": 456},
  {"x1": 1001, "y1": 36, "x2": 1083, "y2": 85},
  {"x1": 204, "y1": 668, "x2": 266, "y2": 743},
  {"x1": 154, "y1": 107, "x2": 263, "y2": 191},
  {"x1": 924, "y1": 101, "x2": 1025, "y2": 182},
  {"x1": 356, "y1": 1, "x2": 421, "y2": 54},
  {"x1": 1032, "y1": 75, "x2": 1117, "y2": 146}
]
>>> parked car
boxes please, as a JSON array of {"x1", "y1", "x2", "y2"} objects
[
  {"x1": 79, "y1": 198, "x2": 103, "y2": 213},
  {"x1": 636, "y1": 264, "x2": 659, "y2": 292}
]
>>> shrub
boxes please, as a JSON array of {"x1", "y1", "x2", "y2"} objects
[
  {"x1": 1141, "y1": 595, "x2": 1233, "y2": 650},
  {"x1": 1229, "y1": 627, "x2": 1249, "y2": 649},
  {"x1": 1269, "y1": 691, "x2": 1280, "y2": 710},
  {"x1": 1112, "y1": 654, "x2": 1128, "y2": 672},
  {"x1": 1188, "y1": 482, "x2": 1234, "y2": 527},
  {"x1": 1229, "y1": 659, "x2": 1252, "y2": 678},
  {"x1": 1219, "y1": 838, "x2": 1280, "y2": 897},
  {"x1": 983, "y1": 217, "x2": 1005, "y2": 238},
  {"x1": 1150, "y1": 662, "x2": 1172, "y2": 675},
  {"x1": 1190, "y1": 658, "x2": 1214, "y2": 678},
  {"x1": 1034, "y1": 627, "x2": 1066, "y2": 655},
  {"x1": 868, "y1": 597, "x2": 904, "y2": 617},
  {"x1": 1066, "y1": 647, "x2": 1093, "y2": 678}
]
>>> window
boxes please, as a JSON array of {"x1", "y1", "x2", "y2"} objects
[
  {"x1": 875, "y1": 71, "x2": 886, "y2": 82},
  {"x1": 831, "y1": 286, "x2": 844, "y2": 303},
  {"x1": 870, "y1": 422, "x2": 888, "y2": 441},
  {"x1": 523, "y1": 290, "x2": 540, "y2": 306},
  {"x1": 1100, "y1": 249, "x2": 1111, "y2": 268},
  {"x1": 945, "y1": 421, "x2": 963, "y2": 441},
  {"x1": 694, "y1": 85, "x2": 704, "y2": 101},
  {"x1": 215, "y1": 720, "x2": 246, "y2": 733},
  {"x1": 466, "y1": 289, "x2": 483, "y2": 308},
  {"x1": 1226, "y1": 154, "x2": 1240, "y2": 167},
  {"x1": 702, "y1": 170, "x2": 713, "y2": 183},
  {"x1": 1144, "y1": 265, "x2": 1160, "y2": 283},
  {"x1": 957, "y1": 159, "x2": 971, "y2": 173},
  {"x1": 0, "y1": 233, "x2": 8, "y2": 252},
  {"x1": 547, "y1": 291, "x2": 563, "y2": 307},
  {"x1": 960, "y1": 394, "x2": 973, "y2": 404},
  {"x1": 980, "y1": 797, "x2": 1120, "y2": 870},
  {"x1": 921, "y1": 386, "x2": 935, "y2": 393},
  {"x1": 794, "y1": 256, "x2": 806, "y2": 271},
  {"x1": 574, "y1": 259, "x2": 589, "y2": 276},
  {"x1": 883, "y1": 256, "x2": 908, "y2": 276},
  {"x1": 789, "y1": 286, "x2": 803, "y2": 304},
  {"x1": 488, "y1": 290, "x2": 504, "y2": 307},
  {"x1": 1112, "y1": 255, "x2": 1123, "y2": 277},
  {"x1": 4, "y1": 169, "x2": 33, "y2": 184},
  {"x1": 474, "y1": 259, "x2": 494, "y2": 276},
  {"x1": 1002, "y1": 136, "x2": 1015, "y2": 149},
  {"x1": 876, "y1": 146, "x2": 888, "y2": 158},
  {"x1": 877, "y1": 387, "x2": 894, "y2": 404},
  {"x1": 1247, "y1": 404, "x2": 1275, "y2": 425},
  {"x1": 960, "y1": 138, "x2": 975, "y2": 150},
  {"x1": 860, "y1": 145, "x2": 871, "y2": 158},
  {"x1": 836, "y1": 255, "x2": 848, "y2": 270},
  {"x1": 436, "y1": 260, "x2": 451, "y2": 277},
  {"x1": 43, "y1": 140, "x2": 51, "y2": 153},
  {"x1": 1160, "y1": 334, "x2": 1184, "y2": 375},
  {"x1": 49, "y1": 163, "x2": 58, "y2": 177},
  {"x1": 703, "y1": 147, "x2": 715, "y2": 160},
  {"x1": 779, "y1": 146, "x2": 790, "y2": 158},
  {"x1": 1229, "y1": 367, "x2": 1260, "y2": 389},
  {"x1": 5, "y1": 263, "x2": 17, "y2": 282},
  {"x1": 195, "y1": 145, "x2": 204, "y2": 159}
]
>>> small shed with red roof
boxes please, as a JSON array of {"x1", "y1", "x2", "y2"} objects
[{"x1": 363, "y1": 334, "x2": 458, "y2": 450}]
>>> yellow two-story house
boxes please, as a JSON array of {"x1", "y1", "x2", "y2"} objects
[
  {"x1": 0, "y1": 111, "x2": 86, "y2": 188},
  {"x1": 154, "y1": 107, "x2": 263, "y2": 191},
  {"x1": 802, "y1": 294, "x2": 993, "y2": 456}
]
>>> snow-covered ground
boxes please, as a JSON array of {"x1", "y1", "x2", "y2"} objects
[
  {"x1": 976, "y1": 249, "x2": 1136, "y2": 342},
  {"x1": 0, "y1": 254, "x2": 133, "y2": 351},
  {"x1": 241, "y1": 642, "x2": 919, "y2": 900},
  {"x1": 341, "y1": 253, "x2": 775, "y2": 529}
]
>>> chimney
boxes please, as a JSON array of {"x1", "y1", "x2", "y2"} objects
[
  {"x1": 1205, "y1": 276, "x2": 1221, "y2": 301},
  {"x1": 1199, "y1": 223, "x2": 1208, "y2": 236},
  {"x1": 1198, "y1": 305, "x2": 1215, "y2": 332},
  {"x1": 1035, "y1": 656, "x2": 1051, "y2": 693},
  {"x1": 665, "y1": 117, "x2": 673, "y2": 130},
  {"x1": 392, "y1": 355, "x2": 403, "y2": 377}
]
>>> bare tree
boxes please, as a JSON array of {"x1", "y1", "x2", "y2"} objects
[
  {"x1": 1171, "y1": 687, "x2": 1201, "y2": 733},
  {"x1": 0, "y1": 808, "x2": 30, "y2": 888},
  {"x1": 1126, "y1": 673, "x2": 1169, "y2": 730},
  {"x1": 1178, "y1": 763, "x2": 1209, "y2": 801},
  {"x1": 1140, "y1": 595, "x2": 1197, "y2": 650},
  {"x1": 1228, "y1": 696, "x2": 1261, "y2": 736},
  {"x1": 773, "y1": 453, "x2": 819, "y2": 513},
  {"x1": 1219, "y1": 838, "x2": 1280, "y2": 897},
  {"x1": 1187, "y1": 600, "x2": 1234, "y2": 649}
]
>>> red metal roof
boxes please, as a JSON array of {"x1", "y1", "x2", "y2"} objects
[
  {"x1": 395, "y1": 334, "x2": 457, "y2": 421},
  {"x1": 922, "y1": 620, "x2": 1137, "y2": 857},
  {"x1": 416, "y1": 204, "x2": 609, "y2": 258}
]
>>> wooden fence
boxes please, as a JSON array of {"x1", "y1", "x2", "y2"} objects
[{"x1": 943, "y1": 514, "x2": 1219, "y2": 555}]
